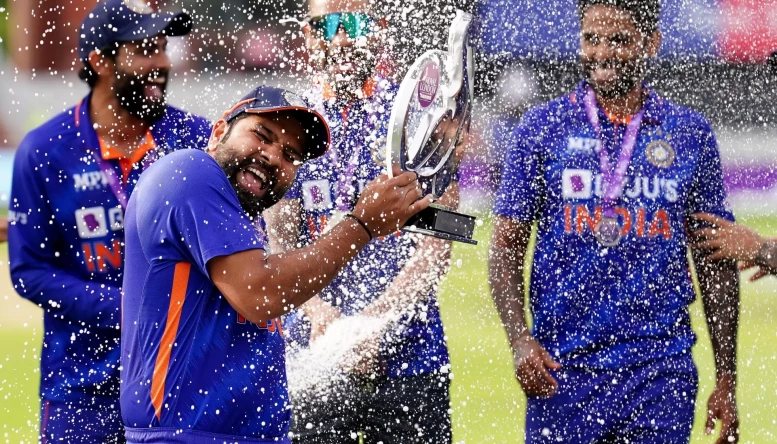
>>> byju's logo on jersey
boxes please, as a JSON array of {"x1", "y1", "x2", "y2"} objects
[
  {"x1": 302, "y1": 180, "x2": 333, "y2": 211},
  {"x1": 75, "y1": 207, "x2": 108, "y2": 238},
  {"x1": 75, "y1": 206, "x2": 124, "y2": 239},
  {"x1": 562, "y1": 169, "x2": 593, "y2": 199},
  {"x1": 73, "y1": 171, "x2": 109, "y2": 191}
]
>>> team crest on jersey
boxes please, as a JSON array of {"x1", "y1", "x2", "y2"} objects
[
  {"x1": 646, "y1": 140, "x2": 675, "y2": 169},
  {"x1": 123, "y1": 0, "x2": 153, "y2": 14},
  {"x1": 302, "y1": 180, "x2": 333, "y2": 211},
  {"x1": 562, "y1": 169, "x2": 593, "y2": 199}
]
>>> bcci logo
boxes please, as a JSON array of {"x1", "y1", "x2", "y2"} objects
[
  {"x1": 123, "y1": 0, "x2": 153, "y2": 14},
  {"x1": 646, "y1": 140, "x2": 675, "y2": 169}
]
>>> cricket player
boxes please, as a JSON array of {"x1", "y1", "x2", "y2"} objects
[
  {"x1": 266, "y1": 0, "x2": 457, "y2": 442},
  {"x1": 8, "y1": 0, "x2": 209, "y2": 441},
  {"x1": 119, "y1": 84, "x2": 429, "y2": 443},
  {"x1": 488, "y1": 0, "x2": 740, "y2": 443}
]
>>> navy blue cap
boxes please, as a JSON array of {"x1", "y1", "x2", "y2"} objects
[
  {"x1": 221, "y1": 86, "x2": 331, "y2": 159},
  {"x1": 78, "y1": 0, "x2": 192, "y2": 60}
]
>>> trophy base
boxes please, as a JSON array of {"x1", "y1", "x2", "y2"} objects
[{"x1": 403, "y1": 204, "x2": 478, "y2": 245}]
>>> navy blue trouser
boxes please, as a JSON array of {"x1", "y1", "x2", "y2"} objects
[{"x1": 526, "y1": 352, "x2": 698, "y2": 444}]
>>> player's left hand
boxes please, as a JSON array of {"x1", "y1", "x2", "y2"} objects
[
  {"x1": 690, "y1": 213, "x2": 765, "y2": 262},
  {"x1": 705, "y1": 374, "x2": 739, "y2": 444}
]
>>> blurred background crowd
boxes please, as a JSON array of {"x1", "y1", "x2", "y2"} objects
[{"x1": 0, "y1": 0, "x2": 775, "y2": 215}]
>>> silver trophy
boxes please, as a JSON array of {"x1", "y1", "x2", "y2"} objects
[{"x1": 386, "y1": 10, "x2": 477, "y2": 245}]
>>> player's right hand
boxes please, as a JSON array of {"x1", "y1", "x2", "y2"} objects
[
  {"x1": 352, "y1": 165, "x2": 432, "y2": 238},
  {"x1": 511, "y1": 333, "x2": 561, "y2": 398}
]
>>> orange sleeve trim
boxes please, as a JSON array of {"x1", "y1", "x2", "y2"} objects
[
  {"x1": 150, "y1": 261, "x2": 191, "y2": 422},
  {"x1": 74, "y1": 100, "x2": 83, "y2": 127}
]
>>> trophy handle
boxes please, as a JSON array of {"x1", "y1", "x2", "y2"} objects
[{"x1": 443, "y1": 10, "x2": 474, "y2": 102}]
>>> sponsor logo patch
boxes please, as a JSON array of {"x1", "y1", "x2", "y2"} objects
[
  {"x1": 75, "y1": 207, "x2": 108, "y2": 239},
  {"x1": 73, "y1": 171, "x2": 109, "y2": 191},
  {"x1": 283, "y1": 91, "x2": 308, "y2": 108},
  {"x1": 562, "y1": 169, "x2": 593, "y2": 199},
  {"x1": 567, "y1": 137, "x2": 599, "y2": 154},
  {"x1": 302, "y1": 180, "x2": 333, "y2": 211}
]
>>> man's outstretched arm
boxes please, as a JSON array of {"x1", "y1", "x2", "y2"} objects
[{"x1": 210, "y1": 170, "x2": 430, "y2": 324}]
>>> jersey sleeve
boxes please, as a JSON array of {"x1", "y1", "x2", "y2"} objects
[
  {"x1": 492, "y1": 110, "x2": 545, "y2": 221},
  {"x1": 8, "y1": 133, "x2": 122, "y2": 331},
  {"x1": 685, "y1": 117, "x2": 734, "y2": 222},
  {"x1": 136, "y1": 150, "x2": 266, "y2": 278}
]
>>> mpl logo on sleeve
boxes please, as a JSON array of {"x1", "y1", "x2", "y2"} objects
[
  {"x1": 302, "y1": 180, "x2": 333, "y2": 211},
  {"x1": 562, "y1": 169, "x2": 593, "y2": 199}
]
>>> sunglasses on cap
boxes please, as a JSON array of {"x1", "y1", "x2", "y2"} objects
[{"x1": 308, "y1": 12, "x2": 374, "y2": 41}]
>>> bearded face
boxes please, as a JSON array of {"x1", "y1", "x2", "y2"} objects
[
  {"x1": 210, "y1": 114, "x2": 306, "y2": 218},
  {"x1": 305, "y1": 10, "x2": 382, "y2": 100},
  {"x1": 323, "y1": 36, "x2": 379, "y2": 98},
  {"x1": 213, "y1": 141, "x2": 286, "y2": 216},
  {"x1": 110, "y1": 35, "x2": 171, "y2": 122},
  {"x1": 112, "y1": 66, "x2": 169, "y2": 122},
  {"x1": 581, "y1": 54, "x2": 646, "y2": 100}
]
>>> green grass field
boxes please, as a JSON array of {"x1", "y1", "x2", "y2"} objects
[{"x1": 2, "y1": 215, "x2": 777, "y2": 443}]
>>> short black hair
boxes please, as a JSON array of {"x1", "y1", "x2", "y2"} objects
[
  {"x1": 77, "y1": 45, "x2": 119, "y2": 89},
  {"x1": 222, "y1": 112, "x2": 252, "y2": 142},
  {"x1": 578, "y1": 0, "x2": 661, "y2": 36}
]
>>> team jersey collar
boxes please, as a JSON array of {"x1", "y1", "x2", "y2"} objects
[
  {"x1": 99, "y1": 131, "x2": 156, "y2": 162},
  {"x1": 571, "y1": 81, "x2": 665, "y2": 126}
]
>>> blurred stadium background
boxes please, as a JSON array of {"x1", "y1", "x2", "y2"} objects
[{"x1": 1, "y1": 0, "x2": 777, "y2": 442}]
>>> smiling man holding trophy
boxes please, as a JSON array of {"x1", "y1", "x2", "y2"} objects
[{"x1": 267, "y1": 3, "x2": 476, "y2": 443}]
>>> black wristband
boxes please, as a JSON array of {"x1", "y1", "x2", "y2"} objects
[{"x1": 344, "y1": 213, "x2": 373, "y2": 240}]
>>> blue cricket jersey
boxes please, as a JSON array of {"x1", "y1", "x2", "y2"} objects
[
  {"x1": 8, "y1": 95, "x2": 210, "y2": 404},
  {"x1": 493, "y1": 82, "x2": 733, "y2": 369},
  {"x1": 121, "y1": 149, "x2": 290, "y2": 443},
  {"x1": 283, "y1": 78, "x2": 450, "y2": 377}
]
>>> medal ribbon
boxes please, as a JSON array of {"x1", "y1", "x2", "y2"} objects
[{"x1": 582, "y1": 87, "x2": 644, "y2": 218}]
